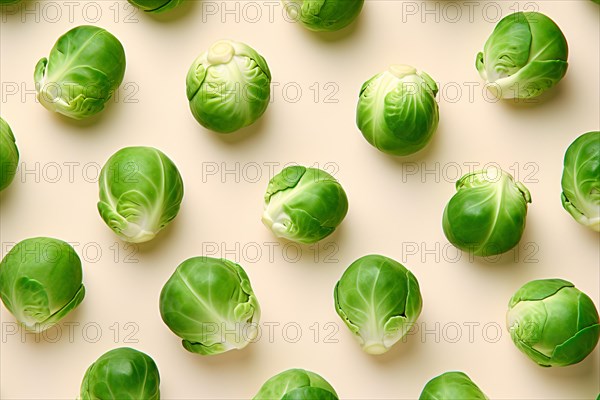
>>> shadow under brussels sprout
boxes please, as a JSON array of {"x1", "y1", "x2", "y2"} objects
[
  {"x1": 39, "y1": 97, "x2": 124, "y2": 131},
  {"x1": 464, "y1": 200, "x2": 540, "y2": 269},
  {"x1": 203, "y1": 110, "x2": 270, "y2": 145},
  {"x1": 135, "y1": 0, "x2": 198, "y2": 23},
  {"x1": 0, "y1": 179, "x2": 18, "y2": 204},
  {"x1": 4, "y1": 302, "x2": 87, "y2": 347},
  {"x1": 568, "y1": 221, "x2": 600, "y2": 244},
  {"x1": 184, "y1": 337, "x2": 257, "y2": 367},
  {"x1": 0, "y1": 0, "x2": 22, "y2": 10},
  {"x1": 80, "y1": 347, "x2": 160, "y2": 399},
  {"x1": 535, "y1": 349, "x2": 600, "y2": 380},
  {"x1": 497, "y1": 77, "x2": 570, "y2": 110},
  {"x1": 36, "y1": 75, "x2": 132, "y2": 134},
  {"x1": 297, "y1": 9, "x2": 365, "y2": 43},
  {"x1": 362, "y1": 320, "x2": 422, "y2": 365},
  {"x1": 419, "y1": 371, "x2": 488, "y2": 400},
  {"x1": 372, "y1": 119, "x2": 444, "y2": 167},
  {"x1": 129, "y1": 214, "x2": 183, "y2": 256},
  {"x1": 253, "y1": 368, "x2": 339, "y2": 400}
]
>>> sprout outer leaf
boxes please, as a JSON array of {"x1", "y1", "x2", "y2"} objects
[
  {"x1": 419, "y1": 371, "x2": 488, "y2": 400},
  {"x1": 159, "y1": 257, "x2": 261, "y2": 356},
  {"x1": 0, "y1": 237, "x2": 85, "y2": 332},
  {"x1": 97, "y1": 146, "x2": 184, "y2": 243},
  {"x1": 507, "y1": 279, "x2": 600, "y2": 367},
  {"x1": 560, "y1": 131, "x2": 600, "y2": 231},
  {"x1": 0, "y1": 117, "x2": 19, "y2": 191},
  {"x1": 334, "y1": 254, "x2": 423, "y2": 355},
  {"x1": 356, "y1": 66, "x2": 439, "y2": 156},
  {"x1": 476, "y1": 12, "x2": 568, "y2": 99},
  {"x1": 262, "y1": 166, "x2": 348, "y2": 244},
  {"x1": 34, "y1": 25, "x2": 126, "y2": 119},
  {"x1": 253, "y1": 368, "x2": 338, "y2": 400}
]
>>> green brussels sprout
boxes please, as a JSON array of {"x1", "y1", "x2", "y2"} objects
[
  {"x1": 34, "y1": 25, "x2": 126, "y2": 120},
  {"x1": 186, "y1": 40, "x2": 271, "y2": 133},
  {"x1": 0, "y1": 0, "x2": 20, "y2": 5},
  {"x1": 507, "y1": 278, "x2": 600, "y2": 367},
  {"x1": 282, "y1": 0, "x2": 364, "y2": 32},
  {"x1": 0, "y1": 117, "x2": 19, "y2": 191},
  {"x1": 97, "y1": 146, "x2": 184, "y2": 244},
  {"x1": 419, "y1": 371, "x2": 488, "y2": 400},
  {"x1": 561, "y1": 131, "x2": 600, "y2": 232},
  {"x1": 442, "y1": 167, "x2": 531, "y2": 257},
  {"x1": 80, "y1": 347, "x2": 160, "y2": 400},
  {"x1": 0, "y1": 237, "x2": 85, "y2": 332},
  {"x1": 476, "y1": 12, "x2": 568, "y2": 99},
  {"x1": 159, "y1": 257, "x2": 261, "y2": 356},
  {"x1": 356, "y1": 65, "x2": 439, "y2": 156},
  {"x1": 262, "y1": 166, "x2": 348, "y2": 244},
  {"x1": 253, "y1": 369, "x2": 338, "y2": 400},
  {"x1": 128, "y1": 0, "x2": 182, "y2": 13},
  {"x1": 334, "y1": 254, "x2": 423, "y2": 355}
]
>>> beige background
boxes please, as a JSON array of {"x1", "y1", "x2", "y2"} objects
[{"x1": 1, "y1": 0, "x2": 599, "y2": 399}]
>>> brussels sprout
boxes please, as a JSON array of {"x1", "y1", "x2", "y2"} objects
[
  {"x1": 282, "y1": 0, "x2": 364, "y2": 32},
  {"x1": 186, "y1": 40, "x2": 271, "y2": 133},
  {"x1": 0, "y1": 0, "x2": 20, "y2": 5},
  {"x1": 419, "y1": 371, "x2": 488, "y2": 400},
  {"x1": 442, "y1": 167, "x2": 531, "y2": 257},
  {"x1": 334, "y1": 254, "x2": 423, "y2": 355},
  {"x1": 97, "y1": 146, "x2": 184, "y2": 244},
  {"x1": 80, "y1": 347, "x2": 160, "y2": 400},
  {"x1": 34, "y1": 25, "x2": 126, "y2": 120},
  {"x1": 160, "y1": 257, "x2": 261, "y2": 356},
  {"x1": 253, "y1": 369, "x2": 338, "y2": 400},
  {"x1": 561, "y1": 131, "x2": 600, "y2": 232},
  {"x1": 0, "y1": 237, "x2": 85, "y2": 332},
  {"x1": 262, "y1": 166, "x2": 348, "y2": 244},
  {"x1": 128, "y1": 0, "x2": 182, "y2": 13},
  {"x1": 507, "y1": 278, "x2": 600, "y2": 367},
  {"x1": 0, "y1": 117, "x2": 19, "y2": 191},
  {"x1": 476, "y1": 12, "x2": 568, "y2": 99},
  {"x1": 356, "y1": 65, "x2": 439, "y2": 156}
]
